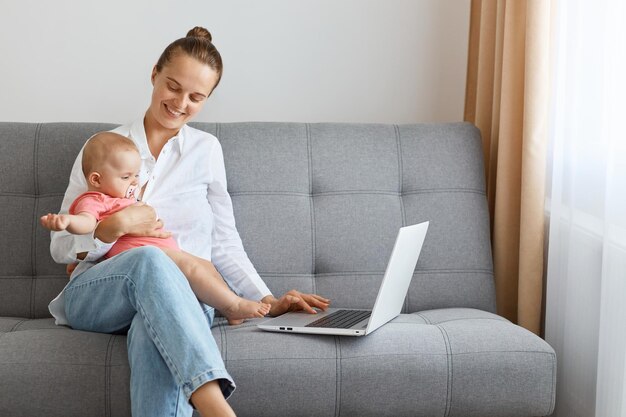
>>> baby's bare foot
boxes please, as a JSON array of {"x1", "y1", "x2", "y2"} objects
[{"x1": 223, "y1": 298, "x2": 271, "y2": 325}]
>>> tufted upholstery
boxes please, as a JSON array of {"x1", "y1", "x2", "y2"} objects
[
  {"x1": 0, "y1": 122, "x2": 494, "y2": 319},
  {"x1": 0, "y1": 122, "x2": 555, "y2": 417},
  {"x1": 211, "y1": 122, "x2": 495, "y2": 313},
  {"x1": 0, "y1": 122, "x2": 118, "y2": 318}
]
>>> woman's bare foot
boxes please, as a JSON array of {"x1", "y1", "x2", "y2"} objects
[
  {"x1": 190, "y1": 380, "x2": 236, "y2": 417},
  {"x1": 223, "y1": 298, "x2": 271, "y2": 325}
]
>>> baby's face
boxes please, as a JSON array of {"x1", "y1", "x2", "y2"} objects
[{"x1": 98, "y1": 149, "x2": 142, "y2": 199}]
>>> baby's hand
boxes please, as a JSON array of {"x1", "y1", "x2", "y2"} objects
[{"x1": 40, "y1": 213, "x2": 71, "y2": 231}]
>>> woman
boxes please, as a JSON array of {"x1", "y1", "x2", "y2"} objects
[{"x1": 48, "y1": 26, "x2": 330, "y2": 417}]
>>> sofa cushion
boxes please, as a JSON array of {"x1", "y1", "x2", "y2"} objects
[
  {"x1": 0, "y1": 122, "x2": 495, "y2": 319},
  {"x1": 209, "y1": 122, "x2": 496, "y2": 315},
  {"x1": 0, "y1": 309, "x2": 555, "y2": 417},
  {"x1": 0, "y1": 318, "x2": 131, "y2": 417},
  {"x1": 218, "y1": 309, "x2": 555, "y2": 417}
]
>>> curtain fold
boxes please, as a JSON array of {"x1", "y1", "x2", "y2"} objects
[
  {"x1": 464, "y1": 0, "x2": 551, "y2": 334},
  {"x1": 544, "y1": 0, "x2": 626, "y2": 415}
]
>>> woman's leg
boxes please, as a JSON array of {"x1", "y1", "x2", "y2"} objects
[
  {"x1": 127, "y1": 313, "x2": 193, "y2": 416},
  {"x1": 64, "y1": 246, "x2": 236, "y2": 417}
]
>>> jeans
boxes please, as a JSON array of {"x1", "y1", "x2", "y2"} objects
[{"x1": 63, "y1": 246, "x2": 236, "y2": 417}]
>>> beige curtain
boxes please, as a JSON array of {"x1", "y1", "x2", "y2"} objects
[{"x1": 464, "y1": 0, "x2": 551, "y2": 335}]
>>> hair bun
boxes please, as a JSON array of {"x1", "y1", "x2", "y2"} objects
[{"x1": 186, "y1": 26, "x2": 212, "y2": 42}]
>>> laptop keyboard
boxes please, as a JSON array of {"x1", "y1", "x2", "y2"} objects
[{"x1": 305, "y1": 309, "x2": 372, "y2": 329}]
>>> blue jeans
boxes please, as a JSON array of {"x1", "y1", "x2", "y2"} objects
[{"x1": 63, "y1": 246, "x2": 236, "y2": 417}]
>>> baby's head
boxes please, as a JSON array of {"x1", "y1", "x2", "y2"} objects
[{"x1": 82, "y1": 132, "x2": 141, "y2": 198}]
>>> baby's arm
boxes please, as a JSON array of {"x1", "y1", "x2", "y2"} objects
[{"x1": 40, "y1": 212, "x2": 98, "y2": 235}]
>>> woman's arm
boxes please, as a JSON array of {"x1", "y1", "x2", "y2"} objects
[
  {"x1": 94, "y1": 202, "x2": 172, "y2": 243},
  {"x1": 206, "y1": 139, "x2": 273, "y2": 301},
  {"x1": 205, "y1": 138, "x2": 330, "y2": 313}
]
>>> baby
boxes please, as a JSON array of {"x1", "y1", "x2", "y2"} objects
[{"x1": 41, "y1": 131, "x2": 270, "y2": 324}]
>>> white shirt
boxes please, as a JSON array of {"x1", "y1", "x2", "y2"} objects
[{"x1": 48, "y1": 118, "x2": 272, "y2": 325}]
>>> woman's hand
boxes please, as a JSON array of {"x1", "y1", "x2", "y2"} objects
[
  {"x1": 262, "y1": 290, "x2": 330, "y2": 317},
  {"x1": 95, "y1": 202, "x2": 172, "y2": 243}
]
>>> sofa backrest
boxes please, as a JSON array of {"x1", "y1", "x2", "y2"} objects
[{"x1": 0, "y1": 122, "x2": 495, "y2": 319}]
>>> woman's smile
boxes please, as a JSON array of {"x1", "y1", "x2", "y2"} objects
[{"x1": 164, "y1": 103, "x2": 184, "y2": 118}]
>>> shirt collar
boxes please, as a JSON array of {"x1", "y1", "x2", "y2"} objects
[
  {"x1": 128, "y1": 118, "x2": 186, "y2": 158},
  {"x1": 175, "y1": 125, "x2": 186, "y2": 154},
  {"x1": 129, "y1": 118, "x2": 151, "y2": 160}
]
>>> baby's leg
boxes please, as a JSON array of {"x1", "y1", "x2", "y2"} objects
[{"x1": 160, "y1": 248, "x2": 270, "y2": 324}]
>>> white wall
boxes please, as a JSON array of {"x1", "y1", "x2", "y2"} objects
[{"x1": 0, "y1": 0, "x2": 470, "y2": 124}]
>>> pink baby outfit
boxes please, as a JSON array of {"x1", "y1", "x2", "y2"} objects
[{"x1": 69, "y1": 192, "x2": 180, "y2": 258}]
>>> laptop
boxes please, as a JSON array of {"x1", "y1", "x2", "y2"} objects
[{"x1": 257, "y1": 221, "x2": 429, "y2": 336}]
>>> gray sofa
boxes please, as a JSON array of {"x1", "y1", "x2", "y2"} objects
[{"x1": 0, "y1": 121, "x2": 556, "y2": 417}]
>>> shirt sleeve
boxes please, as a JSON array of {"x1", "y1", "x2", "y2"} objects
[
  {"x1": 207, "y1": 139, "x2": 273, "y2": 301},
  {"x1": 70, "y1": 193, "x2": 106, "y2": 219},
  {"x1": 50, "y1": 145, "x2": 114, "y2": 264}
]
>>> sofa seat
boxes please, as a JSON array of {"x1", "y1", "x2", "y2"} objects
[
  {"x1": 1, "y1": 308, "x2": 555, "y2": 417},
  {"x1": 0, "y1": 317, "x2": 131, "y2": 417}
]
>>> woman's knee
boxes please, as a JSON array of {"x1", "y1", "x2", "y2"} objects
[
  {"x1": 125, "y1": 246, "x2": 174, "y2": 271},
  {"x1": 129, "y1": 245, "x2": 169, "y2": 261},
  {"x1": 122, "y1": 246, "x2": 185, "y2": 287}
]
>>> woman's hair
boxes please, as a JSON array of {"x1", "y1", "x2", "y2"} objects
[{"x1": 155, "y1": 26, "x2": 223, "y2": 89}]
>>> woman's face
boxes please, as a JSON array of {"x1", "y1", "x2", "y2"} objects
[{"x1": 147, "y1": 53, "x2": 219, "y2": 133}]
